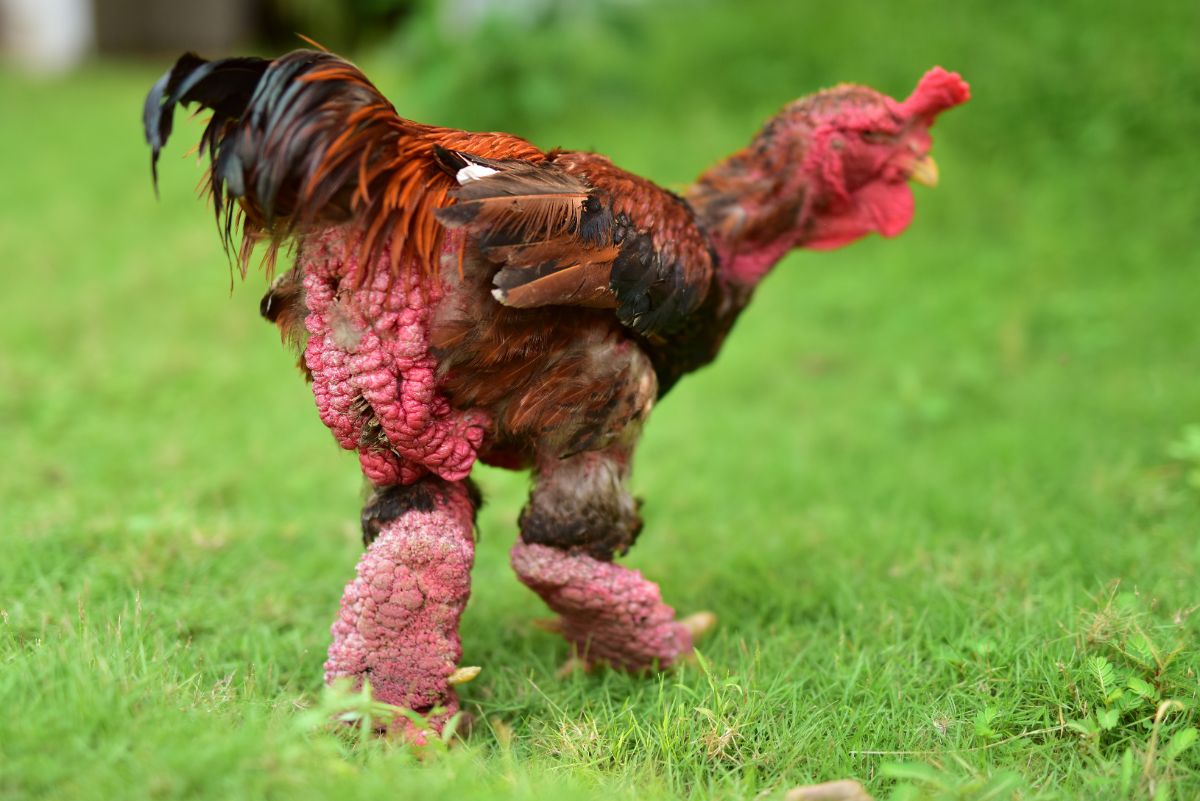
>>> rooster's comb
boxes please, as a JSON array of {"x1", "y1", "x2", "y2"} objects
[{"x1": 897, "y1": 67, "x2": 971, "y2": 124}]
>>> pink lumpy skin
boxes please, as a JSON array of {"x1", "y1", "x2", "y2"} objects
[
  {"x1": 324, "y1": 480, "x2": 476, "y2": 740},
  {"x1": 301, "y1": 229, "x2": 489, "y2": 487},
  {"x1": 511, "y1": 540, "x2": 694, "y2": 671}
]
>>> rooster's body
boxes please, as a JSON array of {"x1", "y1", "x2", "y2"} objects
[{"x1": 145, "y1": 50, "x2": 968, "y2": 737}]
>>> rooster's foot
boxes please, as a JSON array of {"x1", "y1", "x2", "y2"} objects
[{"x1": 512, "y1": 540, "x2": 701, "y2": 672}]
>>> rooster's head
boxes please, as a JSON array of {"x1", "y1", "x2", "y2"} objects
[
  {"x1": 691, "y1": 67, "x2": 970, "y2": 282},
  {"x1": 779, "y1": 67, "x2": 971, "y2": 250}
]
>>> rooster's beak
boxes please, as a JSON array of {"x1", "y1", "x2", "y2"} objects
[{"x1": 908, "y1": 155, "x2": 939, "y2": 187}]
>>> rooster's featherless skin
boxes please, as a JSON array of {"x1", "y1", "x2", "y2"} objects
[{"x1": 144, "y1": 49, "x2": 968, "y2": 738}]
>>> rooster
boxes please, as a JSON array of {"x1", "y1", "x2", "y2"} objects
[{"x1": 144, "y1": 50, "x2": 968, "y2": 737}]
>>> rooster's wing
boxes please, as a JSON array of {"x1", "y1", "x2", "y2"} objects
[{"x1": 435, "y1": 149, "x2": 714, "y2": 337}]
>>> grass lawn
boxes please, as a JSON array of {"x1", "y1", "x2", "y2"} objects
[{"x1": 1, "y1": 2, "x2": 1198, "y2": 799}]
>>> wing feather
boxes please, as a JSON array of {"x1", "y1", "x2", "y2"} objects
[{"x1": 435, "y1": 150, "x2": 713, "y2": 335}]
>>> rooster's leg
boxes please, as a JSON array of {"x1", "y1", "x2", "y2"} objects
[
  {"x1": 324, "y1": 476, "x2": 478, "y2": 739},
  {"x1": 510, "y1": 449, "x2": 712, "y2": 672}
]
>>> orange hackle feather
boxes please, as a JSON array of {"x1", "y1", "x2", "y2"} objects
[{"x1": 205, "y1": 57, "x2": 544, "y2": 287}]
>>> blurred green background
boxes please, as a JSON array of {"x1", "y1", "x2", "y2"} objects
[{"x1": 2, "y1": 1, "x2": 1199, "y2": 800}]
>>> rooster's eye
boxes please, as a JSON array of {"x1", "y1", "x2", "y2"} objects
[{"x1": 861, "y1": 131, "x2": 890, "y2": 144}]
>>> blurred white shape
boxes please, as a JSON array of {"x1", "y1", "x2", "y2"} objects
[
  {"x1": 2, "y1": 0, "x2": 94, "y2": 73},
  {"x1": 456, "y1": 163, "x2": 499, "y2": 184}
]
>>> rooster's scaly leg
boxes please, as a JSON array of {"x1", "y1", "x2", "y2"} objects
[
  {"x1": 511, "y1": 449, "x2": 710, "y2": 671},
  {"x1": 324, "y1": 477, "x2": 477, "y2": 739}
]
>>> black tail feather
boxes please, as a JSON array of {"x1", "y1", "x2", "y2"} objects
[
  {"x1": 143, "y1": 49, "x2": 402, "y2": 272},
  {"x1": 143, "y1": 53, "x2": 269, "y2": 191}
]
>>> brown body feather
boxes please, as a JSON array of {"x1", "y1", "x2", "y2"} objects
[{"x1": 428, "y1": 243, "x2": 656, "y2": 463}]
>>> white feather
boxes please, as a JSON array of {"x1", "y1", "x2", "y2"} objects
[{"x1": 456, "y1": 164, "x2": 499, "y2": 184}]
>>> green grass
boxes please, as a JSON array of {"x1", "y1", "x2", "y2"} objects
[{"x1": 2, "y1": 2, "x2": 1199, "y2": 799}]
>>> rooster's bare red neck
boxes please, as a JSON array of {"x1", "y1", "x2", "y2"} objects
[{"x1": 686, "y1": 142, "x2": 815, "y2": 295}]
